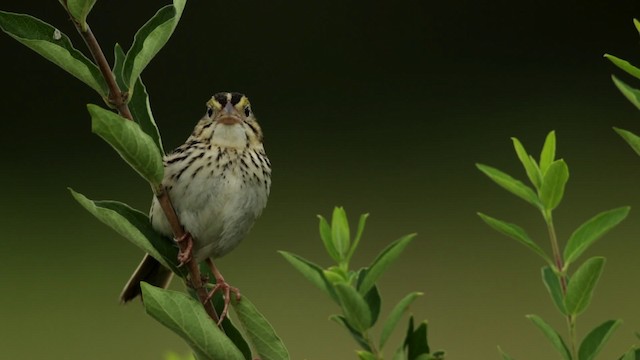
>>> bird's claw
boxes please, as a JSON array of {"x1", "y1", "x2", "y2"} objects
[
  {"x1": 175, "y1": 232, "x2": 193, "y2": 267},
  {"x1": 205, "y1": 281, "x2": 241, "y2": 325}
]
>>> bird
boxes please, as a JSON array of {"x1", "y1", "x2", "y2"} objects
[{"x1": 119, "y1": 92, "x2": 271, "y2": 321}]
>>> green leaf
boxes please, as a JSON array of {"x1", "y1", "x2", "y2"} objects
[
  {"x1": 88, "y1": 104, "x2": 164, "y2": 186},
  {"x1": 318, "y1": 215, "x2": 340, "y2": 263},
  {"x1": 498, "y1": 346, "x2": 517, "y2": 360},
  {"x1": 356, "y1": 351, "x2": 377, "y2": 360},
  {"x1": 334, "y1": 283, "x2": 373, "y2": 332},
  {"x1": 476, "y1": 163, "x2": 542, "y2": 209},
  {"x1": 539, "y1": 131, "x2": 556, "y2": 175},
  {"x1": 363, "y1": 284, "x2": 381, "y2": 327},
  {"x1": 404, "y1": 317, "x2": 431, "y2": 360},
  {"x1": 477, "y1": 213, "x2": 551, "y2": 264},
  {"x1": 66, "y1": 0, "x2": 96, "y2": 31},
  {"x1": 329, "y1": 315, "x2": 371, "y2": 352},
  {"x1": 620, "y1": 347, "x2": 640, "y2": 360},
  {"x1": 130, "y1": 77, "x2": 165, "y2": 154},
  {"x1": 231, "y1": 296, "x2": 290, "y2": 360},
  {"x1": 112, "y1": 43, "x2": 128, "y2": 92},
  {"x1": 392, "y1": 346, "x2": 406, "y2": 360},
  {"x1": 331, "y1": 207, "x2": 351, "y2": 260},
  {"x1": 123, "y1": 0, "x2": 186, "y2": 91},
  {"x1": 380, "y1": 292, "x2": 424, "y2": 349},
  {"x1": 578, "y1": 319, "x2": 621, "y2": 360},
  {"x1": 70, "y1": 189, "x2": 184, "y2": 276},
  {"x1": 526, "y1": 314, "x2": 572, "y2": 360},
  {"x1": 347, "y1": 213, "x2": 370, "y2": 262},
  {"x1": 611, "y1": 75, "x2": 640, "y2": 110},
  {"x1": 278, "y1": 251, "x2": 337, "y2": 302},
  {"x1": 355, "y1": 269, "x2": 381, "y2": 326},
  {"x1": 565, "y1": 257, "x2": 606, "y2": 316},
  {"x1": 542, "y1": 266, "x2": 567, "y2": 315},
  {"x1": 0, "y1": 11, "x2": 107, "y2": 96},
  {"x1": 512, "y1": 137, "x2": 542, "y2": 189},
  {"x1": 539, "y1": 159, "x2": 569, "y2": 211},
  {"x1": 564, "y1": 207, "x2": 630, "y2": 266},
  {"x1": 605, "y1": 54, "x2": 640, "y2": 80},
  {"x1": 140, "y1": 283, "x2": 244, "y2": 360},
  {"x1": 358, "y1": 234, "x2": 415, "y2": 295},
  {"x1": 615, "y1": 127, "x2": 640, "y2": 157},
  {"x1": 184, "y1": 285, "x2": 251, "y2": 360}
]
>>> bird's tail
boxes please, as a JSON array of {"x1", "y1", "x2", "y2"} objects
[{"x1": 120, "y1": 254, "x2": 174, "y2": 303}]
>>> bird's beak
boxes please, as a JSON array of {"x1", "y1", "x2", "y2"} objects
[{"x1": 215, "y1": 102, "x2": 242, "y2": 125}]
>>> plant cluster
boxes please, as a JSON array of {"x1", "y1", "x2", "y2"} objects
[
  {"x1": 281, "y1": 207, "x2": 444, "y2": 360},
  {"x1": 477, "y1": 132, "x2": 636, "y2": 360}
]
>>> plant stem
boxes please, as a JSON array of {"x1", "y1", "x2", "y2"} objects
[
  {"x1": 545, "y1": 212, "x2": 577, "y2": 358},
  {"x1": 63, "y1": 6, "x2": 220, "y2": 324},
  {"x1": 544, "y1": 214, "x2": 566, "y2": 292},
  {"x1": 363, "y1": 331, "x2": 381, "y2": 359}
]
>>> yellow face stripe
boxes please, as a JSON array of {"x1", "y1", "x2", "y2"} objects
[{"x1": 206, "y1": 93, "x2": 250, "y2": 112}]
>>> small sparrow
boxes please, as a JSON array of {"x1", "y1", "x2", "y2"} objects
[{"x1": 120, "y1": 92, "x2": 271, "y2": 320}]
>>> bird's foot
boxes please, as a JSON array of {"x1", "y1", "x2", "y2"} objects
[
  {"x1": 204, "y1": 259, "x2": 241, "y2": 325},
  {"x1": 175, "y1": 232, "x2": 193, "y2": 267}
]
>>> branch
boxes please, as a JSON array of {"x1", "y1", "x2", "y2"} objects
[{"x1": 63, "y1": 7, "x2": 220, "y2": 324}]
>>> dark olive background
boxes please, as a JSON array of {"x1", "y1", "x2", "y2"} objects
[{"x1": 2, "y1": 0, "x2": 640, "y2": 359}]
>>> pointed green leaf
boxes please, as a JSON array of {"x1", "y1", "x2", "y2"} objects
[
  {"x1": 123, "y1": 0, "x2": 186, "y2": 90},
  {"x1": 318, "y1": 215, "x2": 340, "y2": 263},
  {"x1": 0, "y1": 11, "x2": 107, "y2": 96},
  {"x1": 578, "y1": 319, "x2": 621, "y2": 360},
  {"x1": 380, "y1": 292, "x2": 423, "y2": 349},
  {"x1": 334, "y1": 283, "x2": 373, "y2": 332},
  {"x1": 231, "y1": 296, "x2": 290, "y2": 360},
  {"x1": 358, "y1": 234, "x2": 415, "y2": 295},
  {"x1": 331, "y1": 207, "x2": 351, "y2": 259},
  {"x1": 615, "y1": 127, "x2": 640, "y2": 157},
  {"x1": 565, "y1": 257, "x2": 606, "y2": 316},
  {"x1": 478, "y1": 213, "x2": 551, "y2": 264},
  {"x1": 612, "y1": 76, "x2": 640, "y2": 110},
  {"x1": 88, "y1": 104, "x2": 164, "y2": 185},
  {"x1": 476, "y1": 164, "x2": 542, "y2": 209},
  {"x1": 539, "y1": 159, "x2": 569, "y2": 211},
  {"x1": 278, "y1": 251, "x2": 337, "y2": 302},
  {"x1": 129, "y1": 77, "x2": 164, "y2": 154},
  {"x1": 347, "y1": 213, "x2": 370, "y2": 262},
  {"x1": 112, "y1": 43, "x2": 127, "y2": 92},
  {"x1": 542, "y1": 266, "x2": 567, "y2": 315},
  {"x1": 512, "y1": 137, "x2": 542, "y2": 189},
  {"x1": 140, "y1": 283, "x2": 244, "y2": 360},
  {"x1": 392, "y1": 346, "x2": 406, "y2": 360},
  {"x1": 329, "y1": 315, "x2": 371, "y2": 351},
  {"x1": 70, "y1": 189, "x2": 184, "y2": 276},
  {"x1": 356, "y1": 269, "x2": 381, "y2": 326},
  {"x1": 404, "y1": 317, "x2": 431, "y2": 360},
  {"x1": 564, "y1": 207, "x2": 630, "y2": 266},
  {"x1": 185, "y1": 284, "x2": 251, "y2": 360},
  {"x1": 356, "y1": 351, "x2": 377, "y2": 360},
  {"x1": 498, "y1": 346, "x2": 516, "y2": 360},
  {"x1": 605, "y1": 54, "x2": 640, "y2": 80},
  {"x1": 539, "y1": 131, "x2": 557, "y2": 175},
  {"x1": 66, "y1": 0, "x2": 96, "y2": 30},
  {"x1": 620, "y1": 347, "x2": 640, "y2": 360},
  {"x1": 526, "y1": 314, "x2": 572, "y2": 360}
]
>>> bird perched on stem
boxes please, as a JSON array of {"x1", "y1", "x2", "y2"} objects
[{"x1": 120, "y1": 92, "x2": 271, "y2": 322}]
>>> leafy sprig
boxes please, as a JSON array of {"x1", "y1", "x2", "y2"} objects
[
  {"x1": 281, "y1": 207, "x2": 444, "y2": 360},
  {"x1": 477, "y1": 132, "x2": 629, "y2": 360}
]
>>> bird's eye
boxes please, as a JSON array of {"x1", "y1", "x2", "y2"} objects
[
  {"x1": 206, "y1": 107, "x2": 214, "y2": 117},
  {"x1": 244, "y1": 106, "x2": 252, "y2": 117}
]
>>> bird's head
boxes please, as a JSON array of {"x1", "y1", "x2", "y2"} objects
[{"x1": 196, "y1": 92, "x2": 264, "y2": 149}]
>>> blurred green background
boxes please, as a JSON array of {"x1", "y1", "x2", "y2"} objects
[{"x1": 2, "y1": 0, "x2": 640, "y2": 358}]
